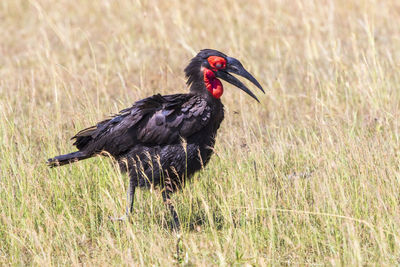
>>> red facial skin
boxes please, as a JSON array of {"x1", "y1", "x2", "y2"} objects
[
  {"x1": 204, "y1": 68, "x2": 223, "y2": 98},
  {"x1": 207, "y1": 56, "x2": 227, "y2": 71},
  {"x1": 203, "y1": 56, "x2": 227, "y2": 99}
]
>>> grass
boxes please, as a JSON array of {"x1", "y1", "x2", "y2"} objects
[{"x1": 1, "y1": 0, "x2": 400, "y2": 265}]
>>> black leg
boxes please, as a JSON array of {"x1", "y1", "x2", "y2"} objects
[
  {"x1": 162, "y1": 189, "x2": 181, "y2": 232},
  {"x1": 110, "y1": 178, "x2": 136, "y2": 221},
  {"x1": 126, "y1": 178, "x2": 136, "y2": 215}
]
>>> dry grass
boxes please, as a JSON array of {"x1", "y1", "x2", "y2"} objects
[{"x1": 2, "y1": 0, "x2": 400, "y2": 265}]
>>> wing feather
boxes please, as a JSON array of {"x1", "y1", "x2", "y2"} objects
[{"x1": 72, "y1": 94, "x2": 212, "y2": 156}]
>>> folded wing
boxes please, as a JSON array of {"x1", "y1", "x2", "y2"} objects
[{"x1": 71, "y1": 94, "x2": 212, "y2": 157}]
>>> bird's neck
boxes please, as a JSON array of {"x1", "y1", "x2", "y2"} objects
[
  {"x1": 187, "y1": 69, "x2": 223, "y2": 101},
  {"x1": 185, "y1": 59, "x2": 223, "y2": 100}
]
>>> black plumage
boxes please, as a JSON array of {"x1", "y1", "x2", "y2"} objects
[{"x1": 48, "y1": 49, "x2": 264, "y2": 230}]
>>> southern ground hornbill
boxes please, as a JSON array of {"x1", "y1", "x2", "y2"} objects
[{"x1": 48, "y1": 49, "x2": 264, "y2": 230}]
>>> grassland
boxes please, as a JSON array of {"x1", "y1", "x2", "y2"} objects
[{"x1": 2, "y1": 0, "x2": 400, "y2": 265}]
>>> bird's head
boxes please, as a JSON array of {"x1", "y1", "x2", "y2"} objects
[{"x1": 185, "y1": 49, "x2": 265, "y2": 102}]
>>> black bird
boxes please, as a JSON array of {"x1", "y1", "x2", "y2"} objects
[{"x1": 48, "y1": 49, "x2": 264, "y2": 230}]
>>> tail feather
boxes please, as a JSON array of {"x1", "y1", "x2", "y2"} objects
[{"x1": 47, "y1": 151, "x2": 90, "y2": 167}]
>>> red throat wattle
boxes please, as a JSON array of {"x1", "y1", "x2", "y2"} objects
[{"x1": 203, "y1": 68, "x2": 223, "y2": 99}]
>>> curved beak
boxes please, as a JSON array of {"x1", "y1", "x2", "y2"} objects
[{"x1": 215, "y1": 56, "x2": 265, "y2": 102}]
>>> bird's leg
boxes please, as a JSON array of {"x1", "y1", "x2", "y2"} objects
[
  {"x1": 110, "y1": 178, "x2": 136, "y2": 221},
  {"x1": 125, "y1": 179, "x2": 136, "y2": 217},
  {"x1": 162, "y1": 188, "x2": 181, "y2": 232}
]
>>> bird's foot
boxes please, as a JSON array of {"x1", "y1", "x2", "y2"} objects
[
  {"x1": 174, "y1": 233, "x2": 185, "y2": 263},
  {"x1": 108, "y1": 215, "x2": 129, "y2": 222}
]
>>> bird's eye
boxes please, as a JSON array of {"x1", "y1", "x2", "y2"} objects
[{"x1": 207, "y1": 56, "x2": 227, "y2": 70}]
